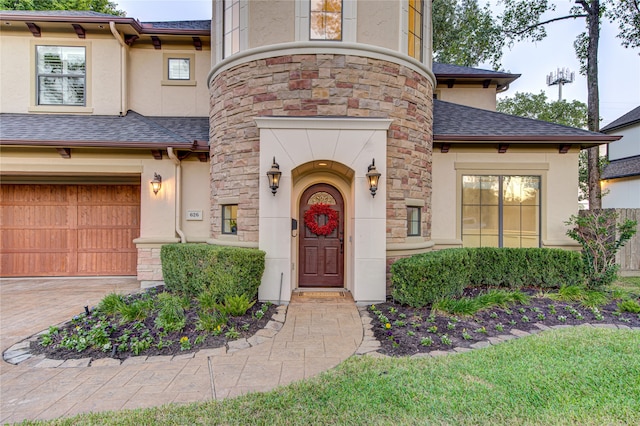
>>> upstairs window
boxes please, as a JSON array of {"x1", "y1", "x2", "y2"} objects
[
  {"x1": 168, "y1": 58, "x2": 190, "y2": 80},
  {"x1": 408, "y1": 0, "x2": 423, "y2": 61},
  {"x1": 223, "y1": 0, "x2": 240, "y2": 58},
  {"x1": 310, "y1": 0, "x2": 342, "y2": 40},
  {"x1": 36, "y1": 46, "x2": 86, "y2": 106}
]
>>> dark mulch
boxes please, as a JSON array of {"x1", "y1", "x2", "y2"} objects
[
  {"x1": 371, "y1": 288, "x2": 640, "y2": 357},
  {"x1": 30, "y1": 289, "x2": 277, "y2": 362}
]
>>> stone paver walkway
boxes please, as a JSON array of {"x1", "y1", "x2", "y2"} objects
[{"x1": 1, "y1": 280, "x2": 363, "y2": 424}]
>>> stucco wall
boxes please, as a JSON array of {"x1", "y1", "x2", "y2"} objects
[
  {"x1": 248, "y1": 1, "x2": 295, "y2": 48},
  {"x1": 0, "y1": 32, "x2": 122, "y2": 115},
  {"x1": 436, "y1": 85, "x2": 498, "y2": 111},
  {"x1": 209, "y1": 52, "x2": 434, "y2": 247},
  {"x1": 128, "y1": 48, "x2": 211, "y2": 117},
  {"x1": 431, "y1": 145, "x2": 581, "y2": 249},
  {"x1": 357, "y1": 0, "x2": 400, "y2": 51}
]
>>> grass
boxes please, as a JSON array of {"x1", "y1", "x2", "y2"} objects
[
  {"x1": 614, "y1": 276, "x2": 640, "y2": 297},
  {"x1": 22, "y1": 327, "x2": 640, "y2": 426},
  {"x1": 432, "y1": 289, "x2": 530, "y2": 316}
]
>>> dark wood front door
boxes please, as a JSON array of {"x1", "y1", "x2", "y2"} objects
[{"x1": 299, "y1": 184, "x2": 344, "y2": 287}]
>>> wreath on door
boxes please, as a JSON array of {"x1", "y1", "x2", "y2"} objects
[{"x1": 304, "y1": 203, "x2": 339, "y2": 236}]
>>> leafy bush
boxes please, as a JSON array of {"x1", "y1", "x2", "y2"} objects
[
  {"x1": 391, "y1": 249, "x2": 472, "y2": 307},
  {"x1": 161, "y1": 244, "x2": 266, "y2": 300},
  {"x1": 617, "y1": 299, "x2": 640, "y2": 314},
  {"x1": 391, "y1": 248, "x2": 584, "y2": 308},
  {"x1": 566, "y1": 209, "x2": 637, "y2": 289}
]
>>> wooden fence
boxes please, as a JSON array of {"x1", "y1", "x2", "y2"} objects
[{"x1": 615, "y1": 208, "x2": 640, "y2": 275}]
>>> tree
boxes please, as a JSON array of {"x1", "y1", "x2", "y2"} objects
[
  {"x1": 497, "y1": 91, "x2": 602, "y2": 203},
  {"x1": 501, "y1": 0, "x2": 640, "y2": 209},
  {"x1": 432, "y1": 0, "x2": 504, "y2": 68},
  {"x1": 497, "y1": 91, "x2": 588, "y2": 128},
  {"x1": 0, "y1": 0, "x2": 124, "y2": 15}
]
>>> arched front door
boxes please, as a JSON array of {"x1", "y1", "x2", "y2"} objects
[{"x1": 299, "y1": 183, "x2": 344, "y2": 287}]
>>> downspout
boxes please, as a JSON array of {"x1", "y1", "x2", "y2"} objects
[
  {"x1": 109, "y1": 22, "x2": 128, "y2": 115},
  {"x1": 167, "y1": 147, "x2": 187, "y2": 243}
]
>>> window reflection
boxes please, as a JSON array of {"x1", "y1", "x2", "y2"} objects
[{"x1": 310, "y1": 0, "x2": 342, "y2": 40}]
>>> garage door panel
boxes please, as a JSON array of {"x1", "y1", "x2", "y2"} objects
[{"x1": 1, "y1": 184, "x2": 140, "y2": 277}]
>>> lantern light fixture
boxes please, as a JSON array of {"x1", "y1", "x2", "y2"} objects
[
  {"x1": 366, "y1": 159, "x2": 381, "y2": 198},
  {"x1": 151, "y1": 173, "x2": 162, "y2": 195},
  {"x1": 266, "y1": 157, "x2": 282, "y2": 196}
]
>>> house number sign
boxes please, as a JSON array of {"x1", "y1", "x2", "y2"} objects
[{"x1": 186, "y1": 210, "x2": 203, "y2": 221}]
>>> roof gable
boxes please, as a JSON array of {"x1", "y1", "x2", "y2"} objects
[{"x1": 601, "y1": 106, "x2": 640, "y2": 133}]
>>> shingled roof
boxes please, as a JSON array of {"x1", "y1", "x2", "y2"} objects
[
  {"x1": 0, "y1": 111, "x2": 209, "y2": 149},
  {"x1": 601, "y1": 106, "x2": 640, "y2": 133},
  {"x1": 0, "y1": 10, "x2": 118, "y2": 18},
  {"x1": 433, "y1": 62, "x2": 519, "y2": 79},
  {"x1": 433, "y1": 100, "x2": 619, "y2": 145},
  {"x1": 141, "y1": 20, "x2": 210, "y2": 31},
  {"x1": 602, "y1": 156, "x2": 640, "y2": 179}
]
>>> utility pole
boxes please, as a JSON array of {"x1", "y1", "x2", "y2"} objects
[{"x1": 546, "y1": 68, "x2": 575, "y2": 101}]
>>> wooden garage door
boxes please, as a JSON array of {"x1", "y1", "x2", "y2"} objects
[{"x1": 1, "y1": 184, "x2": 140, "y2": 277}]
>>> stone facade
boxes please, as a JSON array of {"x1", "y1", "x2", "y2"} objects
[
  {"x1": 209, "y1": 53, "x2": 433, "y2": 246},
  {"x1": 136, "y1": 247, "x2": 163, "y2": 283}
]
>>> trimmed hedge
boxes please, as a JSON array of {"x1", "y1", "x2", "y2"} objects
[
  {"x1": 161, "y1": 244, "x2": 266, "y2": 300},
  {"x1": 391, "y1": 248, "x2": 584, "y2": 308}
]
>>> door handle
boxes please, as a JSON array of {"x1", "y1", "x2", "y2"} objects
[{"x1": 339, "y1": 238, "x2": 344, "y2": 254}]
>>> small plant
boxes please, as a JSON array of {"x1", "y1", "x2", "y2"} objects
[
  {"x1": 557, "y1": 315, "x2": 567, "y2": 322},
  {"x1": 462, "y1": 329, "x2": 472, "y2": 340},
  {"x1": 241, "y1": 323, "x2": 250, "y2": 332},
  {"x1": 154, "y1": 293, "x2": 186, "y2": 332},
  {"x1": 388, "y1": 307, "x2": 398, "y2": 314},
  {"x1": 495, "y1": 323, "x2": 504, "y2": 332},
  {"x1": 378, "y1": 314, "x2": 390, "y2": 324},
  {"x1": 536, "y1": 313, "x2": 546, "y2": 321},
  {"x1": 179, "y1": 336, "x2": 191, "y2": 351},
  {"x1": 489, "y1": 312, "x2": 498, "y2": 319},
  {"x1": 393, "y1": 320, "x2": 406, "y2": 327},
  {"x1": 130, "y1": 336, "x2": 152, "y2": 355},
  {"x1": 194, "y1": 334, "x2": 206, "y2": 345},
  {"x1": 420, "y1": 336, "x2": 433, "y2": 347},
  {"x1": 447, "y1": 322, "x2": 456, "y2": 330},
  {"x1": 440, "y1": 334, "x2": 452, "y2": 345},
  {"x1": 398, "y1": 313, "x2": 407, "y2": 319},
  {"x1": 475, "y1": 326, "x2": 487, "y2": 334},
  {"x1": 548, "y1": 305, "x2": 557, "y2": 314},
  {"x1": 504, "y1": 309, "x2": 513, "y2": 315},
  {"x1": 384, "y1": 323, "x2": 392, "y2": 330},
  {"x1": 518, "y1": 308, "x2": 526, "y2": 314},
  {"x1": 590, "y1": 306, "x2": 604, "y2": 321},
  {"x1": 521, "y1": 315, "x2": 530, "y2": 323},
  {"x1": 225, "y1": 327, "x2": 240, "y2": 340},
  {"x1": 427, "y1": 315, "x2": 436, "y2": 323},
  {"x1": 407, "y1": 330, "x2": 415, "y2": 337},
  {"x1": 254, "y1": 310, "x2": 264, "y2": 320},
  {"x1": 427, "y1": 325, "x2": 438, "y2": 333},
  {"x1": 218, "y1": 294, "x2": 256, "y2": 317},
  {"x1": 619, "y1": 316, "x2": 631, "y2": 323},
  {"x1": 508, "y1": 320, "x2": 517, "y2": 326},
  {"x1": 617, "y1": 299, "x2": 640, "y2": 314}
]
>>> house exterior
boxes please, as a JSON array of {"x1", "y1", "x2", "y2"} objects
[
  {"x1": 0, "y1": 2, "x2": 619, "y2": 304},
  {"x1": 601, "y1": 106, "x2": 640, "y2": 208}
]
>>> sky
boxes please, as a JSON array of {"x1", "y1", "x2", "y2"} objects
[{"x1": 116, "y1": 0, "x2": 639, "y2": 127}]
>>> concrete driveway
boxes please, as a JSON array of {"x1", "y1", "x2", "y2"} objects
[{"x1": 0, "y1": 277, "x2": 140, "y2": 355}]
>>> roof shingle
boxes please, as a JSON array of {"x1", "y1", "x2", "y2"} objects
[
  {"x1": 602, "y1": 156, "x2": 640, "y2": 179},
  {"x1": 0, "y1": 111, "x2": 209, "y2": 146},
  {"x1": 601, "y1": 106, "x2": 640, "y2": 132},
  {"x1": 434, "y1": 100, "x2": 615, "y2": 141}
]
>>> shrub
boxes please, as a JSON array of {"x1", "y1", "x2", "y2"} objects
[
  {"x1": 96, "y1": 293, "x2": 125, "y2": 316},
  {"x1": 391, "y1": 249, "x2": 472, "y2": 307},
  {"x1": 161, "y1": 244, "x2": 266, "y2": 299},
  {"x1": 566, "y1": 209, "x2": 637, "y2": 289},
  {"x1": 617, "y1": 299, "x2": 640, "y2": 314},
  {"x1": 391, "y1": 248, "x2": 584, "y2": 308}
]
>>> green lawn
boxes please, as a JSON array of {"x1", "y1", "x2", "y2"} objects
[
  {"x1": 615, "y1": 276, "x2": 640, "y2": 297},
  {"x1": 24, "y1": 326, "x2": 640, "y2": 426}
]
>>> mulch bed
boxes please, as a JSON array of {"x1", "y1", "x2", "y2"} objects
[
  {"x1": 30, "y1": 292, "x2": 277, "y2": 362},
  {"x1": 371, "y1": 289, "x2": 640, "y2": 357}
]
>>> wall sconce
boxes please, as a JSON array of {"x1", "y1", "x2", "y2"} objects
[
  {"x1": 266, "y1": 157, "x2": 282, "y2": 196},
  {"x1": 366, "y1": 159, "x2": 381, "y2": 198},
  {"x1": 150, "y1": 173, "x2": 162, "y2": 195}
]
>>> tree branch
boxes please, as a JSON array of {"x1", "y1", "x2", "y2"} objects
[
  {"x1": 575, "y1": 1, "x2": 592, "y2": 15},
  {"x1": 505, "y1": 14, "x2": 588, "y2": 36}
]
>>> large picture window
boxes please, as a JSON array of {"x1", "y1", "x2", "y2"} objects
[
  {"x1": 36, "y1": 46, "x2": 86, "y2": 106},
  {"x1": 462, "y1": 175, "x2": 541, "y2": 248},
  {"x1": 223, "y1": 0, "x2": 240, "y2": 58},
  {"x1": 408, "y1": 0, "x2": 423, "y2": 61},
  {"x1": 310, "y1": 0, "x2": 342, "y2": 40}
]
